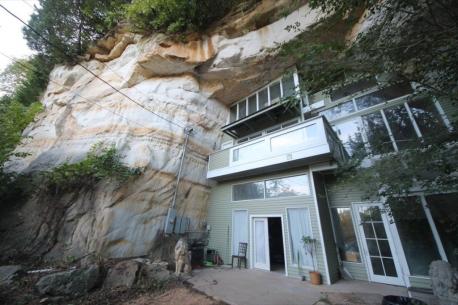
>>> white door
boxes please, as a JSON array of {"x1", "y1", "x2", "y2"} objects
[
  {"x1": 253, "y1": 218, "x2": 270, "y2": 270},
  {"x1": 354, "y1": 203, "x2": 405, "y2": 286}
]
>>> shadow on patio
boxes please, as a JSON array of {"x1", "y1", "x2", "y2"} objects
[{"x1": 188, "y1": 268, "x2": 438, "y2": 305}]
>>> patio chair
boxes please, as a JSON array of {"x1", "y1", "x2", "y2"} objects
[{"x1": 231, "y1": 242, "x2": 248, "y2": 269}]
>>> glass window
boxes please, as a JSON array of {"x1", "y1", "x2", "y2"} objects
[
  {"x1": 282, "y1": 74, "x2": 296, "y2": 97},
  {"x1": 238, "y1": 100, "x2": 247, "y2": 119},
  {"x1": 355, "y1": 91, "x2": 385, "y2": 110},
  {"x1": 331, "y1": 208, "x2": 361, "y2": 262},
  {"x1": 390, "y1": 197, "x2": 442, "y2": 275},
  {"x1": 333, "y1": 118, "x2": 364, "y2": 154},
  {"x1": 230, "y1": 105, "x2": 237, "y2": 122},
  {"x1": 271, "y1": 128, "x2": 306, "y2": 152},
  {"x1": 258, "y1": 88, "x2": 269, "y2": 109},
  {"x1": 233, "y1": 140, "x2": 264, "y2": 162},
  {"x1": 287, "y1": 208, "x2": 313, "y2": 266},
  {"x1": 362, "y1": 111, "x2": 394, "y2": 154},
  {"x1": 426, "y1": 193, "x2": 458, "y2": 267},
  {"x1": 383, "y1": 104, "x2": 418, "y2": 150},
  {"x1": 269, "y1": 81, "x2": 281, "y2": 103},
  {"x1": 248, "y1": 95, "x2": 257, "y2": 115},
  {"x1": 265, "y1": 175, "x2": 310, "y2": 198},
  {"x1": 232, "y1": 181, "x2": 265, "y2": 201},
  {"x1": 321, "y1": 100, "x2": 356, "y2": 121},
  {"x1": 355, "y1": 83, "x2": 412, "y2": 110},
  {"x1": 409, "y1": 98, "x2": 447, "y2": 139}
]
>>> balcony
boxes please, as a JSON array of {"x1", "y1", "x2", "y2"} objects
[{"x1": 207, "y1": 116, "x2": 346, "y2": 181}]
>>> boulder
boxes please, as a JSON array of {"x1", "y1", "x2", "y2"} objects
[
  {"x1": 0, "y1": 265, "x2": 22, "y2": 285},
  {"x1": 430, "y1": 260, "x2": 458, "y2": 305},
  {"x1": 35, "y1": 265, "x2": 100, "y2": 296},
  {"x1": 141, "y1": 261, "x2": 172, "y2": 282},
  {"x1": 104, "y1": 260, "x2": 140, "y2": 288}
]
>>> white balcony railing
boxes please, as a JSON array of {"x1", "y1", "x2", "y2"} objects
[{"x1": 207, "y1": 116, "x2": 345, "y2": 180}]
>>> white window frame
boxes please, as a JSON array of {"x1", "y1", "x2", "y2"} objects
[
  {"x1": 231, "y1": 173, "x2": 311, "y2": 202},
  {"x1": 228, "y1": 70, "x2": 301, "y2": 124}
]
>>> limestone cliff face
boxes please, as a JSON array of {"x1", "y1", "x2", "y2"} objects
[{"x1": 0, "y1": 1, "x2": 331, "y2": 260}]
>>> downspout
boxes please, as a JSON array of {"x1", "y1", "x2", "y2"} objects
[{"x1": 164, "y1": 126, "x2": 194, "y2": 234}]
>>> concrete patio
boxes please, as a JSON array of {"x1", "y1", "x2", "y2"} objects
[{"x1": 188, "y1": 268, "x2": 439, "y2": 305}]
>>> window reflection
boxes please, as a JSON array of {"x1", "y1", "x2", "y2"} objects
[
  {"x1": 233, "y1": 182, "x2": 265, "y2": 201},
  {"x1": 269, "y1": 81, "x2": 281, "y2": 103},
  {"x1": 282, "y1": 74, "x2": 296, "y2": 97},
  {"x1": 390, "y1": 197, "x2": 442, "y2": 275},
  {"x1": 426, "y1": 193, "x2": 458, "y2": 268},
  {"x1": 409, "y1": 98, "x2": 447, "y2": 139},
  {"x1": 362, "y1": 112, "x2": 393, "y2": 154},
  {"x1": 321, "y1": 100, "x2": 356, "y2": 121},
  {"x1": 333, "y1": 118, "x2": 364, "y2": 154},
  {"x1": 331, "y1": 208, "x2": 361, "y2": 262},
  {"x1": 383, "y1": 104, "x2": 418, "y2": 150},
  {"x1": 265, "y1": 175, "x2": 310, "y2": 198}
]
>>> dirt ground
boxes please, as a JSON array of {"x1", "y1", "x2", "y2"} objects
[
  {"x1": 123, "y1": 287, "x2": 224, "y2": 305},
  {"x1": 0, "y1": 273, "x2": 226, "y2": 305}
]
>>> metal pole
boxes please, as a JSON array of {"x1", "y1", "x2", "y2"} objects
[{"x1": 165, "y1": 126, "x2": 193, "y2": 234}]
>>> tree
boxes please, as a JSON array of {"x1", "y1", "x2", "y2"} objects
[
  {"x1": 278, "y1": 0, "x2": 458, "y2": 214},
  {"x1": 280, "y1": 0, "x2": 458, "y2": 103},
  {"x1": 125, "y1": 0, "x2": 238, "y2": 34},
  {"x1": 23, "y1": 0, "x2": 128, "y2": 64}
]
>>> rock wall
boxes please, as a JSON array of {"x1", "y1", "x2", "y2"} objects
[{"x1": 0, "y1": 1, "x2": 337, "y2": 261}]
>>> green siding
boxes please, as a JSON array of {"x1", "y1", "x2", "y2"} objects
[
  {"x1": 409, "y1": 276, "x2": 432, "y2": 290},
  {"x1": 313, "y1": 172, "x2": 339, "y2": 283},
  {"x1": 207, "y1": 167, "x2": 330, "y2": 283},
  {"x1": 324, "y1": 175, "x2": 370, "y2": 281},
  {"x1": 208, "y1": 149, "x2": 230, "y2": 171},
  {"x1": 342, "y1": 262, "x2": 368, "y2": 281}
]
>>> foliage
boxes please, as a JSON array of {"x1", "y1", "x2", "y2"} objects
[
  {"x1": 24, "y1": 0, "x2": 129, "y2": 64},
  {"x1": 0, "y1": 55, "x2": 51, "y2": 106},
  {"x1": 0, "y1": 98, "x2": 43, "y2": 166},
  {"x1": 301, "y1": 235, "x2": 317, "y2": 271},
  {"x1": 44, "y1": 143, "x2": 141, "y2": 194},
  {"x1": 338, "y1": 129, "x2": 458, "y2": 202},
  {"x1": 125, "y1": 0, "x2": 237, "y2": 34},
  {"x1": 0, "y1": 97, "x2": 43, "y2": 207},
  {"x1": 280, "y1": 0, "x2": 458, "y2": 103},
  {"x1": 278, "y1": 0, "x2": 458, "y2": 213}
]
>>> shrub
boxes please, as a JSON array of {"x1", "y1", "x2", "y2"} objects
[{"x1": 44, "y1": 144, "x2": 141, "y2": 193}]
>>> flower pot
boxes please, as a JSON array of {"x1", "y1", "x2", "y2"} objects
[{"x1": 309, "y1": 271, "x2": 321, "y2": 285}]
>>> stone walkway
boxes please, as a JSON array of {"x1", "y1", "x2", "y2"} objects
[{"x1": 188, "y1": 268, "x2": 438, "y2": 305}]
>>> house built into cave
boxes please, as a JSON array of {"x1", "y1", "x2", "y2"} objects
[{"x1": 204, "y1": 69, "x2": 457, "y2": 290}]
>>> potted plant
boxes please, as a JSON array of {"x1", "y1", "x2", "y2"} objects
[{"x1": 302, "y1": 235, "x2": 321, "y2": 285}]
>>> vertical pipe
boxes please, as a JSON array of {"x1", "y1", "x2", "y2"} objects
[{"x1": 165, "y1": 126, "x2": 193, "y2": 234}]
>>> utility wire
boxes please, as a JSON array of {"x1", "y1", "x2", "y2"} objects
[
  {"x1": 0, "y1": 51, "x2": 154, "y2": 132},
  {"x1": 0, "y1": 51, "x2": 208, "y2": 159},
  {"x1": 0, "y1": 3, "x2": 186, "y2": 130}
]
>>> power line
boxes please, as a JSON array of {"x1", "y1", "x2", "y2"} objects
[
  {"x1": 0, "y1": 50, "x2": 154, "y2": 132},
  {"x1": 0, "y1": 3, "x2": 186, "y2": 130},
  {"x1": 0, "y1": 51, "x2": 208, "y2": 159}
]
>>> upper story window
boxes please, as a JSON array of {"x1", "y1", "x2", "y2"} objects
[
  {"x1": 321, "y1": 83, "x2": 413, "y2": 122},
  {"x1": 232, "y1": 174, "x2": 310, "y2": 201},
  {"x1": 229, "y1": 73, "x2": 297, "y2": 124},
  {"x1": 332, "y1": 97, "x2": 449, "y2": 155}
]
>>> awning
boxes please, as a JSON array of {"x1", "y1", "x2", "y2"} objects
[{"x1": 222, "y1": 102, "x2": 300, "y2": 138}]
